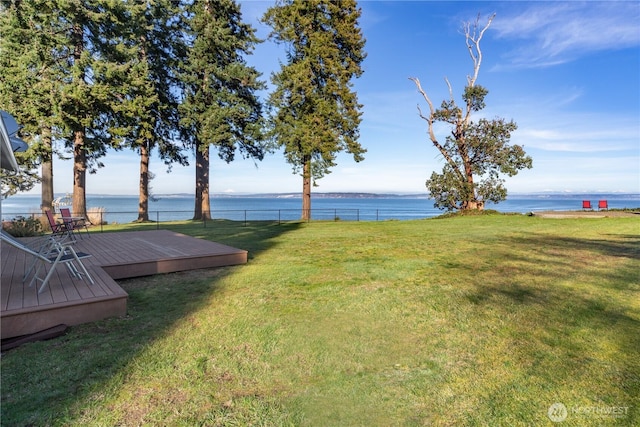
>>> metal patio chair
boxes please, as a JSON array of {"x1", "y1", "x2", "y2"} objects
[
  {"x1": 60, "y1": 208, "x2": 90, "y2": 238},
  {"x1": 0, "y1": 230, "x2": 94, "y2": 294}
]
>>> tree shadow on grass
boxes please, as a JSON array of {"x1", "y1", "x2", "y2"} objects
[
  {"x1": 466, "y1": 281, "x2": 639, "y2": 422},
  {"x1": 500, "y1": 233, "x2": 638, "y2": 291},
  {"x1": 462, "y1": 232, "x2": 639, "y2": 423},
  {"x1": 0, "y1": 221, "x2": 302, "y2": 425},
  {"x1": 543, "y1": 234, "x2": 639, "y2": 260}
]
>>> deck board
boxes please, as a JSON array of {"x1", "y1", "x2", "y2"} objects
[{"x1": 1, "y1": 230, "x2": 247, "y2": 339}]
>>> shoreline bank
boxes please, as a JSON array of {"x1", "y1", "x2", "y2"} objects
[{"x1": 533, "y1": 210, "x2": 640, "y2": 218}]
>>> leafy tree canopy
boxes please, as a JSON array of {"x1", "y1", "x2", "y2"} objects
[{"x1": 411, "y1": 14, "x2": 532, "y2": 211}]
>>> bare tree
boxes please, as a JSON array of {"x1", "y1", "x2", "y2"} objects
[{"x1": 410, "y1": 14, "x2": 532, "y2": 211}]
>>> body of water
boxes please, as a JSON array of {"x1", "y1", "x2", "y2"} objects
[{"x1": 2, "y1": 193, "x2": 639, "y2": 224}]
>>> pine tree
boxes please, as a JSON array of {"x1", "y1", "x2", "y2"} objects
[
  {"x1": 263, "y1": 0, "x2": 366, "y2": 220},
  {"x1": 59, "y1": 1, "x2": 130, "y2": 218},
  {"x1": 180, "y1": 0, "x2": 266, "y2": 220},
  {"x1": 1, "y1": 1, "x2": 137, "y2": 217},
  {"x1": 115, "y1": 0, "x2": 189, "y2": 222},
  {"x1": 0, "y1": 1, "x2": 65, "y2": 206}
]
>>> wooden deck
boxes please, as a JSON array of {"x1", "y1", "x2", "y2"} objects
[{"x1": 1, "y1": 230, "x2": 247, "y2": 340}]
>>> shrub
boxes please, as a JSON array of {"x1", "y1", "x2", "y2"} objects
[
  {"x1": 2, "y1": 216, "x2": 44, "y2": 237},
  {"x1": 435, "y1": 209, "x2": 503, "y2": 219}
]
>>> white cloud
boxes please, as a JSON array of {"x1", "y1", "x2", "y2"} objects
[
  {"x1": 492, "y1": 2, "x2": 640, "y2": 68},
  {"x1": 492, "y1": 89, "x2": 640, "y2": 154},
  {"x1": 505, "y1": 154, "x2": 640, "y2": 193},
  {"x1": 515, "y1": 120, "x2": 639, "y2": 153}
]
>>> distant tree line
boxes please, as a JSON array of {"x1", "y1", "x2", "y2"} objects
[{"x1": 0, "y1": 0, "x2": 367, "y2": 221}]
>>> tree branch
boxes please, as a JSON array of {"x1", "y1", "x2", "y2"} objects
[
  {"x1": 409, "y1": 77, "x2": 462, "y2": 177},
  {"x1": 465, "y1": 13, "x2": 495, "y2": 88},
  {"x1": 463, "y1": 13, "x2": 494, "y2": 127},
  {"x1": 444, "y1": 77, "x2": 454, "y2": 102}
]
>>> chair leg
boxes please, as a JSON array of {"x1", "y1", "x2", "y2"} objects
[
  {"x1": 60, "y1": 247, "x2": 94, "y2": 284},
  {"x1": 64, "y1": 260, "x2": 81, "y2": 278},
  {"x1": 30, "y1": 248, "x2": 95, "y2": 293},
  {"x1": 36, "y1": 251, "x2": 66, "y2": 293},
  {"x1": 28, "y1": 260, "x2": 46, "y2": 288},
  {"x1": 23, "y1": 237, "x2": 58, "y2": 282},
  {"x1": 70, "y1": 250, "x2": 95, "y2": 285},
  {"x1": 24, "y1": 254, "x2": 42, "y2": 282},
  {"x1": 67, "y1": 227, "x2": 78, "y2": 242}
]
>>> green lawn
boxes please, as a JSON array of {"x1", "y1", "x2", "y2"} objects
[{"x1": 2, "y1": 215, "x2": 638, "y2": 426}]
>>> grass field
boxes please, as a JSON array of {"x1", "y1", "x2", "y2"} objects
[{"x1": 1, "y1": 214, "x2": 638, "y2": 426}]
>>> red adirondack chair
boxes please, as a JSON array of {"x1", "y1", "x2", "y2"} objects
[
  {"x1": 582, "y1": 200, "x2": 592, "y2": 210},
  {"x1": 598, "y1": 200, "x2": 608, "y2": 210}
]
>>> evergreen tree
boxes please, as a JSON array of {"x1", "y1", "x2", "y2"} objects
[
  {"x1": 116, "y1": 0, "x2": 189, "y2": 222},
  {"x1": 0, "y1": 1, "x2": 65, "y2": 206},
  {"x1": 1, "y1": 1, "x2": 136, "y2": 217},
  {"x1": 263, "y1": 0, "x2": 366, "y2": 220},
  {"x1": 59, "y1": 0, "x2": 127, "y2": 218},
  {"x1": 180, "y1": 0, "x2": 266, "y2": 221}
]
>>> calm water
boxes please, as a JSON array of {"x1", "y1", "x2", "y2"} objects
[{"x1": 2, "y1": 193, "x2": 639, "y2": 224}]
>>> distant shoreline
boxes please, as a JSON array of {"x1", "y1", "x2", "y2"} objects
[
  {"x1": 4, "y1": 193, "x2": 639, "y2": 223},
  {"x1": 10, "y1": 191, "x2": 640, "y2": 199}
]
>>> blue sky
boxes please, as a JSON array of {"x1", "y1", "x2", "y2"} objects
[{"x1": 26, "y1": 0, "x2": 640, "y2": 196}]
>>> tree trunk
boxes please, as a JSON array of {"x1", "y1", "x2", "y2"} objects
[
  {"x1": 461, "y1": 200, "x2": 484, "y2": 210},
  {"x1": 40, "y1": 126, "x2": 54, "y2": 212},
  {"x1": 461, "y1": 164, "x2": 483, "y2": 211},
  {"x1": 193, "y1": 145, "x2": 211, "y2": 221},
  {"x1": 136, "y1": 36, "x2": 150, "y2": 223},
  {"x1": 137, "y1": 143, "x2": 150, "y2": 222},
  {"x1": 193, "y1": 147, "x2": 204, "y2": 220},
  {"x1": 71, "y1": 22, "x2": 86, "y2": 218},
  {"x1": 463, "y1": 162, "x2": 482, "y2": 210},
  {"x1": 301, "y1": 157, "x2": 311, "y2": 220},
  {"x1": 72, "y1": 129, "x2": 87, "y2": 218},
  {"x1": 201, "y1": 145, "x2": 211, "y2": 220}
]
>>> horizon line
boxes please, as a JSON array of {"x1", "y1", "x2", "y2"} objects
[{"x1": 12, "y1": 190, "x2": 640, "y2": 198}]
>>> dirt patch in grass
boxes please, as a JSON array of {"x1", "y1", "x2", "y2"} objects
[{"x1": 534, "y1": 210, "x2": 640, "y2": 218}]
